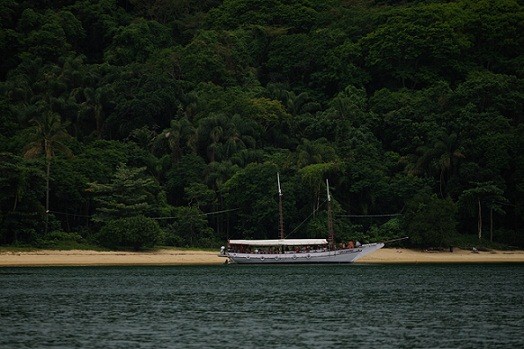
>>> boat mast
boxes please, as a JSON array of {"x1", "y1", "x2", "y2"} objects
[
  {"x1": 326, "y1": 179, "x2": 335, "y2": 249},
  {"x1": 277, "y1": 173, "x2": 285, "y2": 240}
]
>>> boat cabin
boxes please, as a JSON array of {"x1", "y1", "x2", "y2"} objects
[{"x1": 228, "y1": 239, "x2": 329, "y2": 254}]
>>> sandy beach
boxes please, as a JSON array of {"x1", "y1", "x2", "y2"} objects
[
  {"x1": 0, "y1": 249, "x2": 224, "y2": 267},
  {"x1": 1, "y1": 247, "x2": 523, "y2": 267},
  {"x1": 358, "y1": 248, "x2": 524, "y2": 264}
]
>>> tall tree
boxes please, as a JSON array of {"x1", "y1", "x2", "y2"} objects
[
  {"x1": 87, "y1": 163, "x2": 167, "y2": 223},
  {"x1": 0, "y1": 153, "x2": 46, "y2": 244},
  {"x1": 459, "y1": 182, "x2": 507, "y2": 240},
  {"x1": 158, "y1": 117, "x2": 196, "y2": 163},
  {"x1": 23, "y1": 111, "x2": 72, "y2": 233},
  {"x1": 414, "y1": 130, "x2": 465, "y2": 198}
]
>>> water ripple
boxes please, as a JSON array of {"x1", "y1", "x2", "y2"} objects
[{"x1": 0, "y1": 264, "x2": 523, "y2": 348}]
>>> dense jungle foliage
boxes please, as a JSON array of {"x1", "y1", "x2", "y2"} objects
[{"x1": 0, "y1": 0, "x2": 522, "y2": 250}]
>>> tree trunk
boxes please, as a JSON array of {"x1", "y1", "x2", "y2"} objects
[
  {"x1": 12, "y1": 193, "x2": 18, "y2": 212},
  {"x1": 45, "y1": 157, "x2": 50, "y2": 235},
  {"x1": 490, "y1": 207, "x2": 493, "y2": 242},
  {"x1": 477, "y1": 198, "x2": 482, "y2": 240},
  {"x1": 439, "y1": 168, "x2": 445, "y2": 198}
]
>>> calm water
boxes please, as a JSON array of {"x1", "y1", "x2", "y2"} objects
[{"x1": 0, "y1": 264, "x2": 523, "y2": 348}]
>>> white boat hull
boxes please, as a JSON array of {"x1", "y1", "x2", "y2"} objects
[{"x1": 226, "y1": 243, "x2": 384, "y2": 264}]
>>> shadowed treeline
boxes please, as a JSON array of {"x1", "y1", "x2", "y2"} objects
[{"x1": 0, "y1": 0, "x2": 522, "y2": 250}]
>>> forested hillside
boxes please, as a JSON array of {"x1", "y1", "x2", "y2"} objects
[{"x1": 0, "y1": 0, "x2": 522, "y2": 249}]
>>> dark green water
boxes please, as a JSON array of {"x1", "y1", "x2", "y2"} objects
[{"x1": 1, "y1": 264, "x2": 523, "y2": 348}]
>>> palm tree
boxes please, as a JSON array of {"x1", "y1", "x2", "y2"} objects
[
  {"x1": 24, "y1": 111, "x2": 72, "y2": 233},
  {"x1": 79, "y1": 86, "x2": 106, "y2": 137},
  {"x1": 296, "y1": 138, "x2": 338, "y2": 169},
  {"x1": 284, "y1": 91, "x2": 320, "y2": 116},
  {"x1": 205, "y1": 160, "x2": 240, "y2": 239},
  {"x1": 414, "y1": 131, "x2": 464, "y2": 198},
  {"x1": 158, "y1": 117, "x2": 196, "y2": 163}
]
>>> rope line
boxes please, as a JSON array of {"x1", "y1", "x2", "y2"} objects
[
  {"x1": 285, "y1": 199, "x2": 327, "y2": 239},
  {"x1": 47, "y1": 208, "x2": 239, "y2": 220},
  {"x1": 338, "y1": 213, "x2": 402, "y2": 218}
]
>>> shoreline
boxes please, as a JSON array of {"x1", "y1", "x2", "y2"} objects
[
  {"x1": 0, "y1": 249, "x2": 223, "y2": 267},
  {"x1": 0, "y1": 247, "x2": 523, "y2": 267},
  {"x1": 357, "y1": 248, "x2": 524, "y2": 264}
]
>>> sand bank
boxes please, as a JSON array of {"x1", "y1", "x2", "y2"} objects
[
  {"x1": 0, "y1": 248, "x2": 523, "y2": 267},
  {"x1": 0, "y1": 249, "x2": 224, "y2": 267},
  {"x1": 357, "y1": 248, "x2": 524, "y2": 264}
]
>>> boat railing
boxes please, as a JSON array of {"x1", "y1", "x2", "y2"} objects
[{"x1": 228, "y1": 247, "x2": 335, "y2": 254}]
